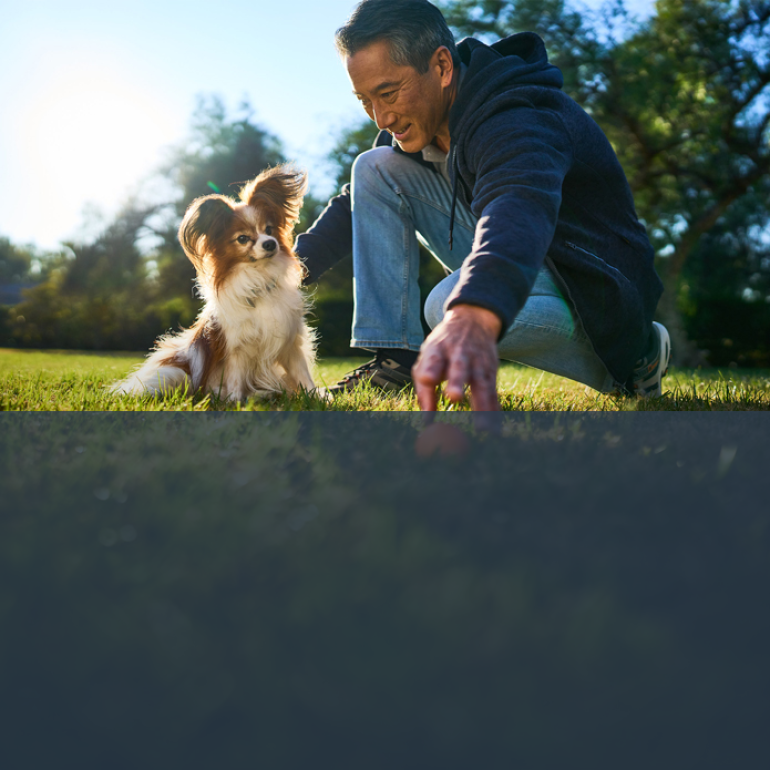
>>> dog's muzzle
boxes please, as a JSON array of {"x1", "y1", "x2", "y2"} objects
[{"x1": 251, "y1": 238, "x2": 278, "y2": 261}]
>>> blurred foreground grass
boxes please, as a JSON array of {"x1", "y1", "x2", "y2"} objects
[
  {"x1": 0, "y1": 410, "x2": 768, "y2": 768},
  {"x1": 1, "y1": 347, "x2": 769, "y2": 410}
]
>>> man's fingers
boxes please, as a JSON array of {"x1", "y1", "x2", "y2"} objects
[
  {"x1": 413, "y1": 349, "x2": 447, "y2": 411},
  {"x1": 469, "y1": 367, "x2": 501, "y2": 411},
  {"x1": 414, "y1": 378, "x2": 438, "y2": 411},
  {"x1": 445, "y1": 352, "x2": 470, "y2": 402},
  {"x1": 413, "y1": 305, "x2": 502, "y2": 411},
  {"x1": 468, "y1": 353, "x2": 500, "y2": 411}
]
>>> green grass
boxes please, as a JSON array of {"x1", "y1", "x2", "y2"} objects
[{"x1": 1, "y1": 347, "x2": 769, "y2": 410}]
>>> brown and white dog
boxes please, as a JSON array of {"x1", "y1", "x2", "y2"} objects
[{"x1": 113, "y1": 165, "x2": 316, "y2": 401}]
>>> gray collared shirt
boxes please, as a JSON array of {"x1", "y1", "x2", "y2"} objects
[{"x1": 419, "y1": 63, "x2": 466, "y2": 185}]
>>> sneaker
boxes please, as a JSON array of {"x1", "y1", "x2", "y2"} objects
[
  {"x1": 632, "y1": 321, "x2": 671, "y2": 397},
  {"x1": 324, "y1": 354, "x2": 414, "y2": 395}
]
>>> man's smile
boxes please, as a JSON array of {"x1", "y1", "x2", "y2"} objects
[{"x1": 392, "y1": 125, "x2": 412, "y2": 141}]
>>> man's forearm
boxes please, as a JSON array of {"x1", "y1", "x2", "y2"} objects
[{"x1": 295, "y1": 185, "x2": 353, "y2": 285}]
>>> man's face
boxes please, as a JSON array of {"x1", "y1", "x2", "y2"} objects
[{"x1": 346, "y1": 39, "x2": 455, "y2": 154}]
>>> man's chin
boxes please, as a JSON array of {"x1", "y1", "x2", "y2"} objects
[{"x1": 394, "y1": 136, "x2": 426, "y2": 154}]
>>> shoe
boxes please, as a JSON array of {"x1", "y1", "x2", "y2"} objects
[
  {"x1": 632, "y1": 321, "x2": 671, "y2": 397},
  {"x1": 324, "y1": 354, "x2": 414, "y2": 395}
]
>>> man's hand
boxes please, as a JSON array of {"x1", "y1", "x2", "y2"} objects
[{"x1": 413, "y1": 304, "x2": 503, "y2": 411}]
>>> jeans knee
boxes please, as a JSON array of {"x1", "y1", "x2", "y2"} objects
[
  {"x1": 424, "y1": 286, "x2": 446, "y2": 330},
  {"x1": 351, "y1": 146, "x2": 392, "y2": 190},
  {"x1": 424, "y1": 273, "x2": 461, "y2": 329}
]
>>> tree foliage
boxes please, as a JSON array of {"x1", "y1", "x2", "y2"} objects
[
  {"x1": 0, "y1": 237, "x2": 33, "y2": 284},
  {"x1": 592, "y1": 1, "x2": 770, "y2": 282},
  {"x1": 679, "y1": 188, "x2": 770, "y2": 366},
  {"x1": 163, "y1": 96, "x2": 285, "y2": 215}
]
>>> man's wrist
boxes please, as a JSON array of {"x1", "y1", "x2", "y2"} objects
[{"x1": 444, "y1": 303, "x2": 503, "y2": 339}]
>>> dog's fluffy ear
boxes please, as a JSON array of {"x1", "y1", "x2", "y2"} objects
[
  {"x1": 240, "y1": 165, "x2": 307, "y2": 229},
  {"x1": 178, "y1": 196, "x2": 234, "y2": 268}
]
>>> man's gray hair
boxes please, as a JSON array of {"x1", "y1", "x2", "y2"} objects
[{"x1": 335, "y1": 0, "x2": 459, "y2": 74}]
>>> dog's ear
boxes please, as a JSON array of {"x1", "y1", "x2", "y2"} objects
[
  {"x1": 178, "y1": 196, "x2": 234, "y2": 268},
  {"x1": 240, "y1": 166, "x2": 307, "y2": 229}
]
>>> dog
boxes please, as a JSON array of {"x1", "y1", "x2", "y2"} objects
[{"x1": 113, "y1": 165, "x2": 316, "y2": 401}]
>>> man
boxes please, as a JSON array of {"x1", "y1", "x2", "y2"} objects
[{"x1": 295, "y1": 0, "x2": 669, "y2": 410}]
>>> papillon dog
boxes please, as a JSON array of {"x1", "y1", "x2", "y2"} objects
[{"x1": 113, "y1": 165, "x2": 316, "y2": 401}]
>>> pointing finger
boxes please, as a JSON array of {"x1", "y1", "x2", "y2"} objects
[
  {"x1": 469, "y1": 357, "x2": 500, "y2": 411},
  {"x1": 413, "y1": 350, "x2": 445, "y2": 411},
  {"x1": 445, "y1": 351, "x2": 470, "y2": 403}
]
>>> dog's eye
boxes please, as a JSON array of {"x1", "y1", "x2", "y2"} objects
[
  {"x1": 236, "y1": 235, "x2": 252, "y2": 245},
  {"x1": 264, "y1": 226, "x2": 273, "y2": 236}
]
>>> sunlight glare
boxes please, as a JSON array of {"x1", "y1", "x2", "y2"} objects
[{"x1": 20, "y1": 65, "x2": 179, "y2": 241}]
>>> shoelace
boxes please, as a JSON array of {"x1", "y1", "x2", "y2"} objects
[{"x1": 340, "y1": 359, "x2": 380, "y2": 383}]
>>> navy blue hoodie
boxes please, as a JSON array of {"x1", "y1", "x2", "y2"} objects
[{"x1": 296, "y1": 32, "x2": 663, "y2": 384}]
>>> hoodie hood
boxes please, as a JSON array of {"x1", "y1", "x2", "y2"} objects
[
  {"x1": 444, "y1": 33, "x2": 564, "y2": 251},
  {"x1": 489, "y1": 32, "x2": 564, "y2": 85},
  {"x1": 449, "y1": 33, "x2": 563, "y2": 137},
  {"x1": 459, "y1": 32, "x2": 563, "y2": 87}
]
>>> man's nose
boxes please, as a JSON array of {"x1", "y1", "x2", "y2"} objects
[{"x1": 372, "y1": 104, "x2": 395, "y2": 131}]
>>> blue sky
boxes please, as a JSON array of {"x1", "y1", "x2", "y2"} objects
[{"x1": 0, "y1": 0, "x2": 653, "y2": 251}]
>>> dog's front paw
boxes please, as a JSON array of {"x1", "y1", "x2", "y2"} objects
[{"x1": 311, "y1": 386, "x2": 334, "y2": 403}]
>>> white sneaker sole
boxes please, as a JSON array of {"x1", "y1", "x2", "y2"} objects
[{"x1": 636, "y1": 322, "x2": 671, "y2": 398}]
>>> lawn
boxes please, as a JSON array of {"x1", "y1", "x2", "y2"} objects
[{"x1": 1, "y1": 347, "x2": 769, "y2": 410}]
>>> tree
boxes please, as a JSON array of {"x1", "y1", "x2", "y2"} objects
[
  {"x1": 60, "y1": 201, "x2": 159, "y2": 295},
  {"x1": 0, "y1": 237, "x2": 33, "y2": 284},
  {"x1": 439, "y1": 0, "x2": 770, "y2": 364},
  {"x1": 678, "y1": 184, "x2": 770, "y2": 366}
]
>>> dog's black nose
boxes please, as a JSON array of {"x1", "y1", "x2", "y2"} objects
[{"x1": 263, "y1": 238, "x2": 277, "y2": 252}]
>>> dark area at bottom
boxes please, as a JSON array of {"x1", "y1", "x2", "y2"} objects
[{"x1": 0, "y1": 412, "x2": 768, "y2": 769}]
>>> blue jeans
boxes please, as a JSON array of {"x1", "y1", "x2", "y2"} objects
[{"x1": 350, "y1": 146, "x2": 618, "y2": 392}]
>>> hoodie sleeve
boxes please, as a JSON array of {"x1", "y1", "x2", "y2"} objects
[
  {"x1": 444, "y1": 105, "x2": 573, "y2": 334},
  {"x1": 294, "y1": 185, "x2": 352, "y2": 285}
]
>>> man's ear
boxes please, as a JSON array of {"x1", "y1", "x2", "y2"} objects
[
  {"x1": 240, "y1": 166, "x2": 307, "y2": 228},
  {"x1": 434, "y1": 46, "x2": 455, "y2": 87},
  {"x1": 178, "y1": 195, "x2": 234, "y2": 268}
]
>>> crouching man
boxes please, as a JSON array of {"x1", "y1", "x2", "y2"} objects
[{"x1": 296, "y1": 0, "x2": 670, "y2": 410}]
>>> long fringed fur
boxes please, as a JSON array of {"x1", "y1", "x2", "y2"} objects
[{"x1": 112, "y1": 165, "x2": 316, "y2": 401}]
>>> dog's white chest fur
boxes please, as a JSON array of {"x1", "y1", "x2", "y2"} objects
[{"x1": 208, "y1": 265, "x2": 314, "y2": 395}]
